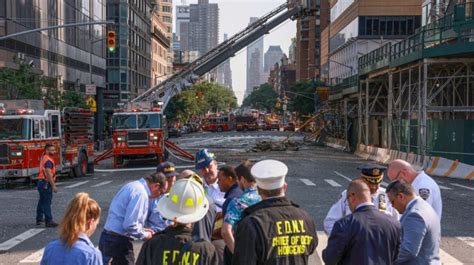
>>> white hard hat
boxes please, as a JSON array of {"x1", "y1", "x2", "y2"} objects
[
  {"x1": 157, "y1": 178, "x2": 209, "y2": 224},
  {"x1": 251, "y1": 159, "x2": 288, "y2": 190}
]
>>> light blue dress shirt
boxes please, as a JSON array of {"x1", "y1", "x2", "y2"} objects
[
  {"x1": 41, "y1": 233, "x2": 102, "y2": 265},
  {"x1": 104, "y1": 178, "x2": 151, "y2": 239},
  {"x1": 146, "y1": 194, "x2": 173, "y2": 233}
]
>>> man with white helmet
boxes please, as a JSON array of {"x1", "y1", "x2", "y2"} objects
[
  {"x1": 233, "y1": 159, "x2": 318, "y2": 265},
  {"x1": 136, "y1": 178, "x2": 219, "y2": 265}
]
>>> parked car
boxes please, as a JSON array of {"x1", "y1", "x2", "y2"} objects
[
  {"x1": 168, "y1": 127, "x2": 181, "y2": 138},
  {"x1": 180, "y1": 125, "x2": 189, "y2": 135},
  {"x1": 284, "y1": 122, "x2": 296, "y2": 132}
]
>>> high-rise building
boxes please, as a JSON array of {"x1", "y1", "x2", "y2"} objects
[
  {"x1": 217, "y1": 34, "x2": 232, "y2": 89},
  {"x1": 321, "y1": 0, "x2": 421, "y2": 84},
  {"x1": 246, "y1": 17, "x2": 264, "y2": 97},
  {"x1": 151, "y1": 1, "x2": 173, "y2": 87},
  {"x1": 295, "y1": 0, "x2": 330, "y2": 82},
  {"x1": 263, "y1": 45, "x2": 284, "y2": 82},
  {"x1": 188, "y1": 0, "x2": 219, "y2": 56},
  {"x1": 288, "y1": 38, "x2": 297, "y2": 64},
  {"x1": 176, "y1": 5, "x2": 190, "y2": 38},
  {"x1": 106, "y1": 0, "x2": 151, "y2": 107},
  {"x1": 0, "y1": 0, "x2": 106, "y2": 99}
]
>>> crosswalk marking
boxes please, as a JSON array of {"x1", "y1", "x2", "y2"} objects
[
  {"x1": 324, "y1": 179, "x2": 342, "y2": 187},
  {"x1": 20, "y1": 248, "x2": 44, "y2": 263},
  {"x1": 439, "y1": 248, "x2": 463, "y2": 264},
  {"x1": 450, "y1": 183, "x2": 474, "y2": 191},
  {"x1": 334, "y1": 171, "x2": 352, "y2": 181},
  {"x1": 64, "y1": 181, "x2": 89, "y2": 189},
  {"x1": 300, "y1": 178, "x2": 316, "y2": 186},
  {"x1": 91, "y1": 181, "x2": 113, "y2": 187},
  {"x1": 438, "y1": 185, "x2": 452, "y2": 190},
  {"x1": 0, "y1": 229, "x2": 44, "y2": 251},
  {"x1": 457, "y1": 236, "x2": 474, "y2": 248},
  {"x1": 316, "y1": 231, "x2": 328, "y2": 262}
]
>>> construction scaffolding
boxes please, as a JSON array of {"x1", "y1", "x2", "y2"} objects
[{"x1": 329, "y1": 1, "x2": 474, "y2": 164}]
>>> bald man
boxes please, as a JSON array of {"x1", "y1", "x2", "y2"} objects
[
  {"x1": 387, "y1": 159, "x2": 442, "y2": 220},
  {"x1": 323, "y1": 179, "x2": 401, "y2": 265}
]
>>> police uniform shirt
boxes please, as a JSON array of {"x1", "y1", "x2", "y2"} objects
[
  {"x1": 136, "y1": 225, "x2": 219, "y2": 265},
  {"x1": 323, "y1": 187, "x2": 399, "y2": 235},
  {"x1": 233, "y1": 197, "x2": 318, "y2": 265},
  {"x1": 412, "y1": 170, "x2": 442, "y2": 220}
]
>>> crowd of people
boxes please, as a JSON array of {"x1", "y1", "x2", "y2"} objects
[{"x1": 38, "y1": 145, "x2": 443, "y2": 265}]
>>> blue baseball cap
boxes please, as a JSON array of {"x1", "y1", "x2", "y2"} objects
[
  {"x1": 195, "y1": 149, "x2": 216, "y2": 170},
  {"x1": 157, "y1": 161, "x2": 178, "y2": 178}
]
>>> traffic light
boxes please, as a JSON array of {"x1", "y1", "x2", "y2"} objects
[{"x1": 107, "y1": 31, "x2": 116, "y2": 52}]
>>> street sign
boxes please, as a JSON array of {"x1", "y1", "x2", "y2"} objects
[
  {"x1": 86, "y1": 97, "x2": 97, "y2": 112},
  {"x1": 86, "y1": 84, "x2": 96, "y2": 95}
]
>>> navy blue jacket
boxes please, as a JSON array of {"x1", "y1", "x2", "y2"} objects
[{"x1": 322, "y1": 205, "x2": 401, "y2": 265}]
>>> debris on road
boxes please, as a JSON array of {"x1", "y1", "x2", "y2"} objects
[{"x1": 249, "y1": 140, "x2": 299, "y2": 152}]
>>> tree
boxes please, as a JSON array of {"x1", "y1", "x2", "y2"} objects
[
  {"x1": 242, "y1": 83, "x2": 278, "y2": 112},
  {"x1": 0, "y1": 57, "x2": 42, "y2": 100},
  {"x1": 287, "y1": 80, "x2": 324, "y2": 117},
  {"x1": 165, "y1": 81, "x2": 237, "y2": 123}
]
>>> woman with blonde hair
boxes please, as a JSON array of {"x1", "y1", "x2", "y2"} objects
[{"x1": 41, "y1": 192, "x2": 102, "y2": 265}]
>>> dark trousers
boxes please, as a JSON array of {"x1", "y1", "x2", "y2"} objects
[
  {"x1": 99, "y1": 230, "x2": 135, "y2": 265},
  {"x1": 36, "y1": 180, "x2": 53, "y2": 223},
  {"x1": 224, "y1": 246, "x2": 233, "y2": 265}
]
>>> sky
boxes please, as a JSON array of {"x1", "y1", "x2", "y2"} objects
[{"x1": 172, "y1": 0, "x2": 296, "y2": 104}]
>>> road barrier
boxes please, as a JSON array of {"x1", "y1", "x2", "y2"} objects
[{"x1": 334, "y1": 143, "x2": 473, "y2": 180}]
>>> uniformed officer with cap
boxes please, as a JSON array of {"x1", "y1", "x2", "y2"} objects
[
  {"x1": 323, "y1": 163, "x2": 399, "y2": 235},
  {"x1": 195, "y1": 149, "x2": 225, "y2": 212},
  {"x1": 233, "y1": 159, "x2": 318, "y2": 265}
]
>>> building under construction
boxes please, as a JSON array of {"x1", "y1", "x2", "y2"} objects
[{"x1": 326, "y1": 0, "x2": 474, "y2": 165}]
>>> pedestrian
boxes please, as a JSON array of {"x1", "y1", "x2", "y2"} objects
[
  {"x1": 387, "y1": 159, "x2": 442, "y2": 220},
  {"x1": 41, "y1": 192, "x2": 102, "y2": 265},
  {"x1": 179, "y1": 170, "x2": 217, "y2": 242},
  {"x1": 36, "y1": 144, "x2": 59, "y2": 227},
  {"x1": 232, "y1": 159, "x2": 318, "y2": 265},
  {"x1": 324, "y1": 163, "x2": 399, "y2": 235},
  {"x1": 221, "y1": 160, "x2": 261, "y2": 265},
  {"x1": 386, "y1": 180, "x2": 441, "y2": 264},
  {"x1": 195, "y1": 149, "x2": 225, "y2": 211},
  {"x1": 99, "y1": 172, "x2": 168, "y2": 265},
  {"x1": 136, "y1": 178, "x2": 219, "y2": 265},
  {"x1": 322, "y1": 179, "x2": 401, "y2": 265},
  {"x1": 146, "y1": 161, "x2": 178, "y2": 233}
]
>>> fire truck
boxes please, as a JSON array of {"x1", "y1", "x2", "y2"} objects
[
  {"x1": 235, "y1": 115, "x2": 259, "y2": 131},
  {"x1": 201, "y1": 115, "x2": 233, "y2": 132},
  {"x1": 0, "y1": 100, "x2": 95, "y2": 182}
]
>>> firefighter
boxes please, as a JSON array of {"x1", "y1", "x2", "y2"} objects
[
  {"x1": 323, "y1": 163, "x2": 399, "y2": 235},
  {"x1": 36, "y1": 144, "x2": 59, "y2": 227},
  {"x1": 136, "y1": 178, "x2": 219, "y2": 265},
  {"x1": 232, "y1": 159, "x2": 318, "y2": 265}
]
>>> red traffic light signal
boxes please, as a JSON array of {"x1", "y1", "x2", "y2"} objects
[{"x1": 107, "y1": 31, "x2": 116, "y2": 52}]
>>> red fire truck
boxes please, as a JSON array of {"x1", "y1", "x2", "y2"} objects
[
  {"x1": 108, "y1": 107, "x2": 168, "y2": 168},
  {"x1": 235, "y1": 115, "x2": 259, "y2": 131},
  {"x1": 201, "y1": 115, "x2": 233, "y2": 132},
  {"x1": 0, "y1": 100, "x2": 95, "y2": 182}
]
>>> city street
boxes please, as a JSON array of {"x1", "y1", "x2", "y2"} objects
[{"x1": 0, "y1": 131, "x2": 473, "y2": 264}]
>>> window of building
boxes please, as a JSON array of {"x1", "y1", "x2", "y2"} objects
[{"x1": 163, "y1": 6, "x2": 172, "y2": 13}]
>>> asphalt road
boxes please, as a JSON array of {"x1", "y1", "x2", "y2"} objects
[{"x1": 0, "y1": 130, "x2": 473, "y2": 264}]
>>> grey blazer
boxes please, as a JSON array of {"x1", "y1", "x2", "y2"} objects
[{"x1": 395, "y1": 197, "x2": 441, "y2": 265}]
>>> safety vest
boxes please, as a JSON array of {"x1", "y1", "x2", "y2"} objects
[{"x1": 38, "y1": 154, "x2": 56, "y2": 183}]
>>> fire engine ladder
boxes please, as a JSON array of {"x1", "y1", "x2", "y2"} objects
[
  {"x1": 165, "y1": 140, "x2": 195, "y2": 161},
  {"x1": 94, "y1": 148, "x2": 113, "y2": 164},
  {"x1": 131, "y1": 1, "x2": 316, "y2": 108}
]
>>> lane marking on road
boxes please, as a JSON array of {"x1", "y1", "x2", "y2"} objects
[
  {"x1": 55, "y1": 182, "x2": 65, "y2": 186},
  {"x1": 64, "y1": 181, "x2": 89, "y2": 189},
  {"x1": 20, "y1": 248, "x2": 44, "y2": 263},
  {"x1": 316, "y1": 231, "x2": 328, "y2": 262},
  {"x1": 324, "y1": 179, "x2": 342, "y2": 187},
  {"x1": 450, "y1": 183, "x2": 474, "y2": 191},
  {"x1": 439, "y1": 248, "x2": 463, "y2": 264},
  {"x1": 94, "y1": 162, "x2": 226, "y2": 173},
  {"x1": 91, "y1": 180, "x2": 113, "y2": 187},
  {"x1": 0, "y1": 229, "x2": 45, "y2": 251},
  {"x1": 300, "y1": 178, "x2": 316, "y2": 186},
  {"x1": 334, "y1": 171, "x2": 352, "y2": 182},
  {"x1": 438, "y1": 185, "x2": 452, "y2": 190},
  {"x1": 456, "y1": 236, "x2": 474, "y2": 248}
]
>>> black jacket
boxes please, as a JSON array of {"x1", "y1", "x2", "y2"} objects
[
  {"x1": 322, "y1": 205, "x2": 401, "y2": 265},
  {"x1": 136, "y1": 225, "x2": 219, "y2": 265},
  {"x1": 232, "y1": 197, "x2": 318, "y2": 265}
]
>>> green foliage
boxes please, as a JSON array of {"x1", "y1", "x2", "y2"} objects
[
  {"x1": 287, "y1": 80, "x2": 324, "y2": 117},
  {"x1": 44, "y1": 87, "x2": 87, "y2": 109},
  {"x1": 242, "y1": 83, "x2": 278, "y2": 112},
  {"x1": 165, "y1": 81, "x2": 237, "y2": 123},
  {"x1": 0, "y1": 58, "x2": 42, "y2": 100}
]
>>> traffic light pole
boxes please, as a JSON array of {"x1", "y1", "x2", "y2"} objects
[{"x1": 90, "y1": 37, "x2": 108, "y2": 151}]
